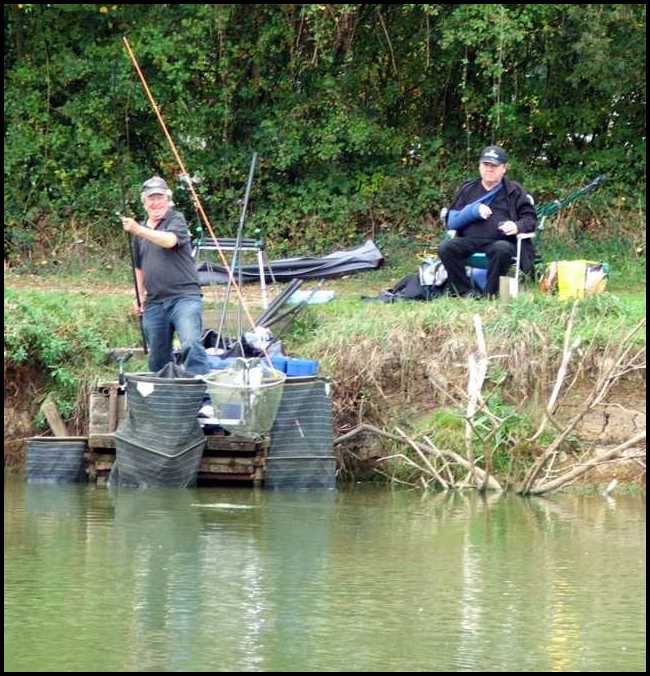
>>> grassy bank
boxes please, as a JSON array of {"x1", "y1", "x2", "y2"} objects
[{"x1": 4, "y1": 231, "x2": 646, "y2": 489}]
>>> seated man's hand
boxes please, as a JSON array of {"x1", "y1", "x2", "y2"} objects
[
  {"x1": 498, "y1": 220, "x2": 518, "y2": 236},
  {"x1": 478, "y1": 204, "x2": 492, "y2": 219}
]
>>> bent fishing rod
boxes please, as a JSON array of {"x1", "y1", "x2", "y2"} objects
[{"x1": 121, "y1": 36, "x2": 259, "y2": 337}]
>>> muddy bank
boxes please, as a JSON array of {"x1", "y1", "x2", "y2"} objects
[
  {"x1": 5, "y1": 362, "x2": 645, "y2": 490},
  {"x1": 333, "y1": 379, "x2": 646, "y2": 488}
]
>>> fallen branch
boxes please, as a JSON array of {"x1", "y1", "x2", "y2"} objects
[
  {"x1": 375, "y1": 451, "x2": 430, "y2": 477},
  {"x1": 335, "y1": 422, "x2": 503, "y2": 492},
  {"x1": 423, "y1": 436, "x2": 456, "y2": 488},
  {"x1": 530, "y1": 301, "x2": 579, "y2": 442},
  {"x1": 372, "y1": 467, "x2": 417, "y2": 487},
  {"x1": 334, "y1": 422, "x2": 391, "y2": 446},
  {"x1": 521, "y1": 319, "x2": 645, "y2": 494},
  {"x1": 527, "y1": 432, "x2": 646, "y2": 495},
  {"x1": 465, "y1": 314, "x2": 488, "y2": 466},
  {"x1": 396, "y1": 426, "x2": 448, "y2": 490},
  {"x1": 466, "y1": 314, "x2": 492, "y2": 491}
]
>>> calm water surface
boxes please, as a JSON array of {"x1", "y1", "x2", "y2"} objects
[{"x1": 4, "y1": 476, "x2": 645, "y2": 672}]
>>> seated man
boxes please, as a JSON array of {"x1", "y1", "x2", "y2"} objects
[{"x1": 439, "y1": 145, "x2": 537, "y2": 297}]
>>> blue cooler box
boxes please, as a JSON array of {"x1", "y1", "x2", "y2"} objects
[{"x1": 286, "y1": 358, "x2": 319, "y2": 377}]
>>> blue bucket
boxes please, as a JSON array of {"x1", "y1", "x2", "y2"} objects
[
  {"x1": 470, "y1": 268, "x2": 487, "y2": 291},
  {"x1": 286, "y1": 358, "x2": 319, "y2": 377}
]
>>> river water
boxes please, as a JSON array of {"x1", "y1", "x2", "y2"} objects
[{"x1": 4, "y1": 476, "x2": 645, "y2": 672}]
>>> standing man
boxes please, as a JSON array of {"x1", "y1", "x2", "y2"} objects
[
  {"x1": 439, "y1": 145, "x2": 537, "y2": 297},
  {"x1": 121, "y1": 176, "x2": 206, "y2": 373}
]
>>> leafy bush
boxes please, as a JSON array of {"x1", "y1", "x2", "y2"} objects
[
  {"x1": 4, "y1": 4, "x2": 645, "y2": 262},
  {"x1": 4, "y1": 287, "x2": 138, "y2": 420}
]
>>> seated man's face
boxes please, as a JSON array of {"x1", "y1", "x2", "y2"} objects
[{"x1": 479, "y1": 161, "x2": 507, "y2": 185}]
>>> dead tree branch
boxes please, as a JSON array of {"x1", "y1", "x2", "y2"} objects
[
  {"x1": 528, "y1": 432, "x2": 646, "y2": 495},
  {"x1": 335, "y1": 423, "x2": 503, "y2": 492},
  {"x1": 530, "y1": 301, "x2": 579, "y2": 442},
  {"x1": 521, "y1": 319, "x2": 645, "y2": 495}
]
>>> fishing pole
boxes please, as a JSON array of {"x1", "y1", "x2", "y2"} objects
[
  {"x1": 236, "y1": 152, "x2": 258, "y2": 340},
  {"x1": 115, "y1": 210, "x2": 148, "y2": 354},
  {"x1": 121, "y1": 37, "x2": 260, "y2": 339},
  {"x1": 215, "y1": 152, "x2": 257, "y2": 353},
  {"x1": 116, "y1": 69, "x2": 148, "y2": 356}
]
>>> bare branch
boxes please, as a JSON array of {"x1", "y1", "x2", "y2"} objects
[
  {"x1": 377, "y1": 8, "x2": 398, "y2": 79},
  {"x1": 465, "y1": 314, "x2": 489, "y2": 465},
  {"x1": 528, "y1": 432, "x2": 646, "y2": 495},
  {"x1": 521, "y1": 318, "x2": 646, "y2": 494},
  {"x1": 530, "y1": 301, "x2": 579, "y2": 442},
  {"x1": 334, "y1": 422, "x2": 503, "y2": 492},
  {"x1": 396, "y1": 427, "x2": 449, "y2": 490},
  {"x1": 372, "y1": 467, "x2": 417, "y2": 487}
]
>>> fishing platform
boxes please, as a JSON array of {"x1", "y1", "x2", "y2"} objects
[
  {"x1": 25, "y1": 149, "x2": 338, "y2": 490},
  {"x1": 86, "y1": 378, "x2": 269, "y2": 487},
  {"x1": 27, "y1": 357, "x2": 336, "y2": 491}
]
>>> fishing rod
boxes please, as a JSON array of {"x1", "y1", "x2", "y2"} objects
[
  {"x1": 236, "y1": 152, "x2": 258, "y2": 341},
  {"x1": 116, "y1": 72, "x2": 148, "y2": 356},
  {"x1": 215, "y1": 152, "x2": 257, "y2": 353},
  {"x1": 255, "y1": 278, "x2": 303, "y2": 327},
  {"x1": 121, "y1": 37, "x2": 261, "y2": 342},
  {"x1": 535, "y1": 174, "x2": 609, "y2": 223},
  {"x1": 114, "y1": 210, "x2": 148, "y2": 354}
]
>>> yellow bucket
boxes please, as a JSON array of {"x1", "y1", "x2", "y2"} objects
[{"x1": 557, "y1": 260, "x2": 606, "y2": 300}]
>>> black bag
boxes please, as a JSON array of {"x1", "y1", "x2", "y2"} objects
[{"x1": 362, "y1": 258, "x2": 448, "y2": 303}]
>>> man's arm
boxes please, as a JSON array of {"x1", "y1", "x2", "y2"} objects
[
  {"x1": 446, "y1": 180, "x2": 493, "y2": 231},
  {"x1": 121, "y1": 218, "x2": 177, "y2": 248},
  {"x1": 447, "y1": 202, "x2": 492, "y2": 231},
  {"x1": 513, "y1": 191, "x2": 537, "y2": 234}
]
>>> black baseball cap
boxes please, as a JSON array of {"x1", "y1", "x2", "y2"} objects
[{"x1": 479, "y1": 145, "x2": 508, "y2": 165}]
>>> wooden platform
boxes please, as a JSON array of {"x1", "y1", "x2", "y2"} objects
[{"x1": 87, "y1": 382, "x2": 269, "y2": 486}]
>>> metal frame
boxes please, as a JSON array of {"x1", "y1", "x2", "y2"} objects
[{"x1": 193, "y1": 236, "x2": 274, "y2": 310}]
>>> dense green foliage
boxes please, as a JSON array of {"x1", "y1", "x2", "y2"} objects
[
  {"x1": 4, "y1": 287, "x2": 142, "y2": 419},
  {"x1": 4, "y1": 3, "x2": 646, "y2": 259}
]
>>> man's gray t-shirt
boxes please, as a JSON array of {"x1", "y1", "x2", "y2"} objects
[{"x1": 133, "y1": 209, "x2": 202, "y2": 304}]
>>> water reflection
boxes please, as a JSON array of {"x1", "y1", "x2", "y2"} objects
[
  {"x1": 4, "y1": 479, "x2": 645, "y2": 672},
  {"x1": 108, "y1": 488, "x2": 203, "y2": 672}
]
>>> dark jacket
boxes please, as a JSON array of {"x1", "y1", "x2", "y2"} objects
[{"x1": 449, "y1": 177, "x2": 538, "y2": 272}]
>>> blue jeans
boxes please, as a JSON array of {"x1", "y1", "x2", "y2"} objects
[{"x1": 142, "y1": 296, "x2": 203, "y2": 373}]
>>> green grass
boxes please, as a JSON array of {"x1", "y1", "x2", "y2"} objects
[{"x1": 282, "y1": 278, "x2": 645, "y2": 362}]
